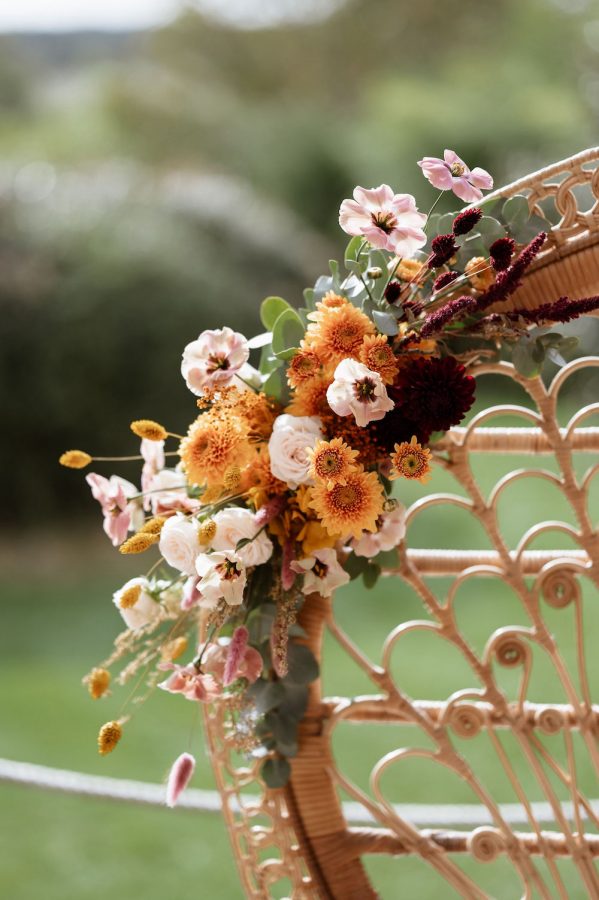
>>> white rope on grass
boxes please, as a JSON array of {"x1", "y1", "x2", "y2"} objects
[{"x1": 2, "y1": 757, "x2": 599, "y2": 828}]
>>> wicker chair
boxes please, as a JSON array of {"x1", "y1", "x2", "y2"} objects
[{"x1": 203, "y1": 148, "x2": 599, "y2": 899}]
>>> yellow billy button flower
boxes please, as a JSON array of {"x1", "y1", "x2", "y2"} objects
[
  {"x1": 198, "y1": 519, "x2": 217, "y2": 545},
  {"x1": 307, "y1": 438, "x2": 360, "y2": 490},
  {"x1": 119, "y1": 532, "x2": 158, "y2": 554},
  {"x1": 389, "y1": 436, "x2": 432, "y2": 484},
  {"x1": 97, "y1": 720, "x2": 123, "y2": 755},
  {"x1": 130, "y1": 419, "x2": 168, "y2": 441},
  {"x1": 86, "y1": 668, "x2": 111, "y2": 700},
  {"x1": 59, "y1": 450, "x2": 92, "y2": 469},
  {"x1": 161, "y1": 636, "x2": 188, "y2": 661},
  {"x1": 139, "y1": 516, "x2": 167, "y2": 536}
]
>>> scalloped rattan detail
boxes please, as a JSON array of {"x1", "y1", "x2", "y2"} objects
[{"x1": 203, "y1": 149, "x2": 599, "y2": 899}]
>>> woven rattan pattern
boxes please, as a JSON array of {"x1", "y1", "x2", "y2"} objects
[{"x1": 203, "y1": 150, "x2": 599, "y2": 898}]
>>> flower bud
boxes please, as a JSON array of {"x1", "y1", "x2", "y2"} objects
[
  {"x1": 130, "y1": 419, "x2": 167, "y2": 441},
  {"x1": 59, "y1": 450, "x2": 92, "y2": 469}
]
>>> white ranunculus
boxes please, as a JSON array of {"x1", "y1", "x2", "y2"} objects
[
  {"x1": 351, "y1": 503, "x2": 407, "y2": 558},
  {"x1": 159, "y1": 513, "x2": 199, "y2": 575},
  {"x1": 268, "y1": 414, "x2": 323, "y2": 489},
  {"x1": 211, "y1": 506, "x2": 273, "y2": 567},
  {"x1": 113, "y1": 577, "x2": 160, "y2": 630},
  {"x1": 195, "y1": 551, "x2": 247, "y2": 608}
]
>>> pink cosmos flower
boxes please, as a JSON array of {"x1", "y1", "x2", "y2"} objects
[
  {"x1": 351, "y1": 503, "x2": 407, "y2": 558},
  {"x1": 86, "y1": 472, "x2": 138, "y2": 546},
  {"x1": 141, "y1": 438, "x2": 165, "y2": 511},
  {"x1": 291, "y1": 547, "x2": 350, "y2": 598},
  {"x1": 158, "y1": 661, "x2": 220, "y2": 703},
  {"x1": 326, "y1": 359, "x2": 394, "y2": 427},
  {"x1": 418, "y1": 150, "x2": 493, "y2": 203},
  {"x1": 339, "y1": 186, "x2": 427, "y2": 256},
  {"x1": 181, "y1": 327, "x2": 249, "y2": 397},
  {"x1": 166, "y1": 752, "x2": 195, "y2": 808},
  {"x1": 202, "y1": 632, "x2": 263, "y2": 686}
]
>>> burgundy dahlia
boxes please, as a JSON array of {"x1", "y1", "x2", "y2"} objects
[
  {"x1": 427, "y1": 233, "x2": 458, "y2": 269},
  {"x1": 391, "y1": 356, "x2": 476, "y2": 435},
  {"x1": 489, "y1": 237, "x2": 515, "y2": 272},
  {"x1": 452, "y1": 207, "x2": 482, "y2": 236}
]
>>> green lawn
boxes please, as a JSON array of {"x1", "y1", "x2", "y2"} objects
[{"x1": 2, "y1": 381, "x2": 598, "y2": 898}]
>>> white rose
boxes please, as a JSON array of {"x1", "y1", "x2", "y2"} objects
[
  {"x1": 212, "y1": 507, "x2": 273, "y2": 567},
  {"x1": 268, "y1": 414, "x2": 323, "y2": 488},
  {"x1": 113, "y1": 577, "x2": 160, "y2": 630},
  {"x1": 159, "y1": 513, "x2": 199, "y2": 575},
  {"x1": 195, "y1": 551, "x2": 247, "y2": 608}
]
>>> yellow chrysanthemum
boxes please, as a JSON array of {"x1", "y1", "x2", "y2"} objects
[
  {"x1": 465, "y1": 256, "x2": 495, "y2": 291},
  {"x1": 179, "y1": 414, "x2": 251, "y2": 487},
  {"x1": 389, "y1": 436, "x2": 432, "y2": 484},
  {"x1": 395, "y1": 258, "x2": 424, "y2": 282},
  {"x1": 359, "y1": 334, "x2": 399, "y2": 385},
  {"x1": 307, "y1": 438, "x2": 360, "y2": 490},
  {"x1": 306, "y1": 300, "x2": 375, "y2": 363},
  {"x1": 310, "y1": 469, "x2": 384, "y2": 539}
]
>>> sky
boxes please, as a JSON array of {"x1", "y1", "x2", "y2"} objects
[{"x1": 0, "y1": 0, "x2": 346, "y2": 32}]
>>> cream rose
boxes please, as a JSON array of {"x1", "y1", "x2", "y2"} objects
[
  {"x1": 159, "y1": 513, "x2": 199, "y2": 575},
  {"x1": 113, "y1": 577, "x2": 160, "y2": 631},
  {"x1": 211, "y1": 507, "x2": 273, "y2": 567},
  {"x1": 268, "y1": 414, "x2": 323, "y2": 488}
]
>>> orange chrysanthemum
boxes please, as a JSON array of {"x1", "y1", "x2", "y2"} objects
[
  {"x1": 389, "y1": 436, "x2": 432, "y2": 483},
  {"x1": 245, "y1": 447, "x2": 288, "y2": 508},
  {"x1": 306, "y1": 300, "x2": 375, "y2": 363},
  {"x1": 359, "y1": 334, "x2": 399, "y2": 385},
  {"x1": 212, "y1": 387, "x2": 277, "y2": 442},
  {"x1": 179, "y1": 414, "x2": 251, "y2": 487},
  {"x1": 287, "y1": 373, "x2": 331, "y2": 417},
  {"x1": 310, "y1": 469, "x2": 384, "y2": 539},
  {"x1": 307, "y1": 438, "x2": 359, "y2": 490},
  {"x1": 287, "y1": 347, "x2": 323, "y2": 389},
  {"x1": 319, "y1": 290, "x2": 347, "y2": 309}
]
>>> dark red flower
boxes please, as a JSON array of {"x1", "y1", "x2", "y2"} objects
[
  {"x1": 384, "y1": 280, "x2": 402, "y2": 305},
  {"x1": 427, "y1": 234, "x2": 458, "y2": 269},
  {"x1": 452, "y1": 208, "x2": 482, "y2": 236},
  {"x1": 391, "y1": 356, "x2": 476, "y2": 435},
  {"x1": 489, "y1": 237, "x2": 515, "y2": 271},
  {"x1": 433, "y1": 270, "x2": 459, "y2": 292}
]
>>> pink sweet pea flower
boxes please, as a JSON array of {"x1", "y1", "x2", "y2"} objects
[
  {"x1": 202, "y1": 633, "x2": 263, "y2": 686},
  {"x1": 166, "y1": 752, "x2": 195, "y2": 808},
  {"x1": 141, "y1": 438, "x2": 164, "y2": 511},
  {"x1": 158, "y1": 661, "x2": 221, "y2": 702},
  {"x1": 86, "y1": 472, "x2": 137, "y2": 546},
  {"x1": 418, "y1": 150, "x2": 493, "y2": 203},
  {"x1": 326, "y1": 359, "x2": 394, "y2": 427},
  {"x1": 181, "y1": 327, "x2": 249, "y2": 397},
  {"x1": 339, "y1": 186, "x2": 427, "y2": 256}
]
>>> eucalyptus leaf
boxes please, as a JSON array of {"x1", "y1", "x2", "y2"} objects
[
  {"x1": 344, "y1": 234, "x2": 364, "y2": 263},
  {"x1": 259, "y1": 344, "x2": 282, "y2": 376},
  {"x1": 374, "y1": 548, "x2": 399, "y2": 568},
  {"x1": 286, "y1": 642, "x2": 319, "y2": 685},
  {"x1": 313, "y1": 274, "x2": 334, "y2": 300},
  {"x1": 345, "y1": 553, "x2": 369, "y2": 580},
  {"x1": 246, "y1": 679, "x2": 286, "y2": 714},
  {"x1": 261, "y1": 757, "x2": 291, "y2": 789},
  {"x1": 262, "y1": 366, "x2": 290, "y2": 404},
  {"x1": 511, "y1": 335, "x2": 543, "y2": 378},
  {"x1": 362, "y1": 562, "x2": 381, "y2": 589},
  {"x1": 475, "y1": 216, "x2": 505, "y2": 244},
  {"x1": 372, "y1": 310, "x2": 399, "y2": 336},
  {"x1": 278, "y1": 681, "x2": 309, "y2": 720},
  {"x1": 260, "y1": 296, "x2": 291, "y2": 331},
  {"x1": 271, "y1": 308, "x2": 305, "y2": 356}
]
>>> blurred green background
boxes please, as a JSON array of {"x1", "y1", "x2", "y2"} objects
[{"x1": 2, "y1": 1, "x2": 599, "y2": 897}]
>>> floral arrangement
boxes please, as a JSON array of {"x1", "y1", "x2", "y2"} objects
[{"x1": 60, "y1": 149, "x2": 599, "y2": 801}]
